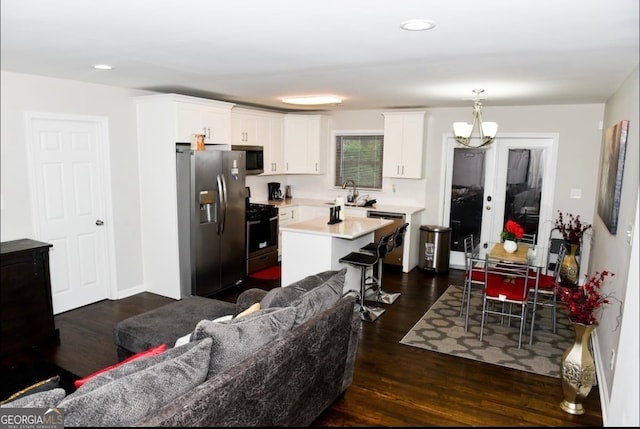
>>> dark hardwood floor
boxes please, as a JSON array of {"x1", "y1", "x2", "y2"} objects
[{"x1": 1, "y1": 266, "x2": 602, "y2": 426}]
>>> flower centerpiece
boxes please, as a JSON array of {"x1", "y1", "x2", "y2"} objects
[
  {"x1": 555, "y1": 211, "x2": 592, "y2": 245},
  {"x1": 500, "y1": 220, "x2": 524, "y2": 253},
  {"x1": 501, "y1": 219, "x2": 524, "y2": 242},
  {"x1": 556, "y1": 270, "x2": 614, "y2": 325}
]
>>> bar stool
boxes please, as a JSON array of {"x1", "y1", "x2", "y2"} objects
[
  {"x1": 359, "y1": 222, "x2": 408, "y2": 304},
  {"x1": 339, "y1": 231, "x2": 395, "y2": 322}
]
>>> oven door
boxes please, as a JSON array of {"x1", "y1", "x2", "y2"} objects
[{"x1": 247, "y1": 215, "x2": 278, "y2": 257}]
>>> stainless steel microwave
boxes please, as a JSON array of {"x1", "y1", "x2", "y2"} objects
[{"x1": 231, "y1": 145, "x2": 263, "y2": 175}]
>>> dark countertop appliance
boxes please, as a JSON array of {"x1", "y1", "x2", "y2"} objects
[{"x1": 268, "y1": 182, "x2": 283, "y2": 201}]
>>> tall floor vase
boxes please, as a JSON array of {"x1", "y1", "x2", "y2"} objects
[
  {"x1": 560, "y1": 322, "x2": 597, "y2": 415},
  {"x1": 560, "y1": 243, "x2": 580, "y2": 286}
]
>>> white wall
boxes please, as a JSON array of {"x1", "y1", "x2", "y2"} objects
[
  {"x1": 1, "y1": 68, "x2": 637, "y2": 424},
  {"x1": 0, "y1": 70, "x2": 151, "y2": 296},
  {"x1": 590, "y1": 65, "x2": 639, "y2": 426}
]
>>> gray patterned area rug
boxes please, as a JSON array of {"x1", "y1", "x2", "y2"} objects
[{"x1": 400, "y1": 284, "x2": 574, "y2": 378}]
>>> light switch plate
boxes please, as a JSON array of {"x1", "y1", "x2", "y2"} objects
[{"x1": 570, "y1": 188, "x2": 582, "y2": 199}]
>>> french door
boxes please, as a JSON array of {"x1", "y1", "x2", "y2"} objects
[{"x1": 443, "y1": 135, "x2": 558, "y2": 268}]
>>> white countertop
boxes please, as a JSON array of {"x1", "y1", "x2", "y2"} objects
[
  {"x1": 257, "y1": 197, "x2": 425, "y2": 216},
  {"x1": 280, "y1": 216, "x2": 394, "y2": 239}
]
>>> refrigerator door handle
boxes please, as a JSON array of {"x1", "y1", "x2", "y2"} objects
[
  {"x1": 216, "y1": 174, "x2": 224, "y2": 235},
  {"x1": 218, "y1": 173, "x2": 228, "y2": 234}
]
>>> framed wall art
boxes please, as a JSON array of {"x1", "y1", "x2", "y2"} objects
[{"x1": 597, "y1": 119, "x2": 629, "y2": 234}]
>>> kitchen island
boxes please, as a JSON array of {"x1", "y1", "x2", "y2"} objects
[{"x1": 280, "y1": 216, "x2": 394, "y2": 293}]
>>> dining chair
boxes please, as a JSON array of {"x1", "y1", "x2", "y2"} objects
[
  {"x1": 520, "y1": 233, "x2": 537, "y2": 248},
  {"x1": 545, "y1": 227, "x2": 566, "y2": 274},
  {"x1": 528, "y1": 240, "x2": 567, "y2": 338},
  {"x1": 460, "y1": 235, "x2": 485, "y2": 331},
  {"x1": 480, "y1": 258, "x2": 532, "y2": 349}
]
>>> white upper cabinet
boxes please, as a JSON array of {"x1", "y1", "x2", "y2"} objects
[
  {"x1": 382, "y1": 111, "x2": 426, "y2": 179},
  {"x1": 262, "y1": 115, "x2": 284, "y2": 175},
  {"x1": 231, "y1": 109, "x2": 259, "y2": 146},
  {"x1": 176, "y1": 99, "x2": 233, "y2": 144},
  {"x1": 231, "y1": 108, "x2": 285, "y2": 175},
  {"x1": 283, "y1": 114, "x2": 327, "y2": 174}
]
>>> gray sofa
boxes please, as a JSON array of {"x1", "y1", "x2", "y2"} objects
[{"x1": 49, "y1": 268, "x2": 359, "y2": 427}]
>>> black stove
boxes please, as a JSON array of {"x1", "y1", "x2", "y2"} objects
[{"x1": 246, "y1": 203, "x2": 278, "y2": 222}]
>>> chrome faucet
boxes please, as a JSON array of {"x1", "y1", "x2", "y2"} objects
[{"x1": 342, "y1": 179, "x2": 359, "y2": 202}]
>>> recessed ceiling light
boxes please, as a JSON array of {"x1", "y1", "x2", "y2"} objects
[
  {"x1": 400, "y1": 19, "x2": 436, "y2": 31},
  {"x1": 281, "y1": 95, "x2": 342, "y2": 105},
  {"x1": 93, "y1": 64, "x2": 113, "y2": 70}
]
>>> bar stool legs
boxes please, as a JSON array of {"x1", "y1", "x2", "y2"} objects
[
  {"x1": 363, "y1": 259, "x2": 400, "y2": 304},
  {"x1": 357, "y1": 265, "x2": 385, "y2": 322}
]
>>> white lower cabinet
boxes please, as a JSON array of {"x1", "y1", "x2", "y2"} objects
[{"x1": 278, "y1": 207, "x2": 298, "y2": 259}]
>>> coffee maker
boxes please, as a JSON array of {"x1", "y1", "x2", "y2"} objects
[{"x1": 268, "y1": 182, "x2": 283, "y2": 201}]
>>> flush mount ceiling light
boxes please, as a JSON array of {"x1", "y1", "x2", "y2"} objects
[
  {"x1": 281, "y1": 95, "x2": 342, "y2": 105},
  {"x1": 453, "y1": 89, "x2": 498, "y2": 148},
  {"x1": 400, "y1": 19, "x2": 436, "y2": 31},
  {"x1": 92, "y1": 64, "x2": 113, "y2": 70}
]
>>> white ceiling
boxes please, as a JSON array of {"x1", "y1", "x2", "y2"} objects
[{"x1": 1, "y1": 0, "x2": 638, "y2": 112}]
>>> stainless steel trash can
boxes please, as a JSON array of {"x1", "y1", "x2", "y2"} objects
[{"x1": 419, "y1": 225, "x2": 452, "y2": 273}]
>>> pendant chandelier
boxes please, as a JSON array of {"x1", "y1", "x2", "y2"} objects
[{"x1": 453, "y1": 89, "x2": 498, "y2": 148}]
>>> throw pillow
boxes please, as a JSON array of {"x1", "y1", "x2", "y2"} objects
[
  {"x1": 260, "y1": 269, "x2": 339, "y2": 308},
  {"x1": 192, "y1": 306, "x2": 297, "y2": 378},
  {"x1": 58, "y1": 338, "x2": 212, "y2": 427},
  {"x1": 289, "y1": 268, "x2": 346, "y2": 327},
  {"x1": 234, "y1": 288, "x2": 268, "y2": 315},
  {"x1": 1, "y1": 375, "x2": 60, "y2": 405},
  {"x1": 1, "y1": 388, "x2": 66, "y2": 409},
  {"x1": 234, "y1": 302, "x2": 260, "y2": 318},
  {"x1": 73, "y1": 344, "x2": 167, "y2": 389},
  {"x1": 173, "y1": 314, "x2": 234, "y2": 347}
]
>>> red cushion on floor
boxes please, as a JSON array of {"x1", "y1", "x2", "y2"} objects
[{"x1": 73, "y1": 343, "x2": 167, "y2": 389}]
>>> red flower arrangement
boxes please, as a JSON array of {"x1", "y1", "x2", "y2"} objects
[
  {"x1": 501, "y1": 219, "x2": 524, "y2": 241},
  {"x1": 556, "y1": 270, "x2": 614, "y2": 325},
  {"x1": 555, "y1": 211, "x2": 592, "y2": 245}
]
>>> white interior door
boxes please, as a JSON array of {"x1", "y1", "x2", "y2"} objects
[
  {"x1": 27, "y1": 113, "x2": 114, "y2": 314},
  {"x1": 443, "y1": 135, "x2": 558, "y2": 269}
]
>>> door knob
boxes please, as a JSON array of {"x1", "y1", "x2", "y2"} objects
[
  {"x1": 485, "y1": 205, "x2": 491, "y2": 211},
  {"x1": 96, "y1": 219, "x2": 104, "y2": 226}
]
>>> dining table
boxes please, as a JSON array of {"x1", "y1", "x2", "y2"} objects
[{"x1": 481, "y1": 241, "x2": 549, "y2": 345}]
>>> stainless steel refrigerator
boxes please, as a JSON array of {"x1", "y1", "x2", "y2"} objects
[{"x1": 176, "y1": 146, "x2": 246, "y2": 297}]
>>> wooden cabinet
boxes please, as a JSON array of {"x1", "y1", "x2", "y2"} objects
[
  {"x1": 283, "y1": 114, "x2": 327, "y2": 174},
  {"x1": 262, "y1": 115, "x2": 284, "y2": 174},
  {"x1": 231, "y1": 110, "x2": 259, "y2": 146},
  {"x1": 382, "y1": 111, "x2": 426, "y2": 179},
  {"x1": 232, "y1": 108, "x2": 285, "y2": 175},
  {"x1": 277, "y1": 207, "x2": 298, "y2": 259},
  {"x1": 176, "y1": 101, "x2": 232, "y2": 144},
  {"x1": 1, "y1": 239, "x2": 58, "y2": 356},
  {"x1": 135, "y1": 94, "x2": 234, "y2": 299}
]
